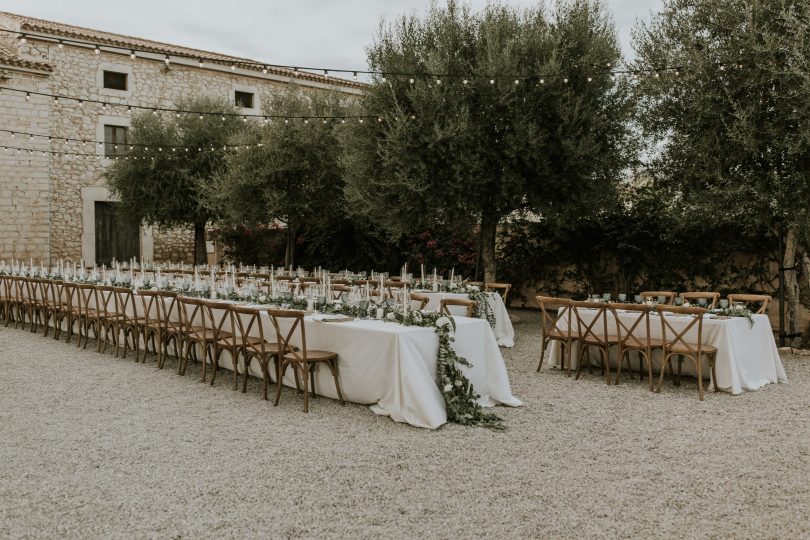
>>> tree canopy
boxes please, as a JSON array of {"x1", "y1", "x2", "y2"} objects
[
  {"x1": 105, "y1": 96, "x2": 242, "y2": 264},
  {"x1": 343, "y1": 0, "x2": 636, "y2": 280}
]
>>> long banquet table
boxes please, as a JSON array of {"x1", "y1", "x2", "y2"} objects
[
  {"x1": 177, "y1": 300, "x2": 523, "y2": 429},
  {"x1": 414, "y1": 290, "x2": 515, "y2": 348},
  {"x1": 548, "y1": 308, "x2": 787, "y2": 394}
]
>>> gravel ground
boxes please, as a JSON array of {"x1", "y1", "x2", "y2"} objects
[{"x1": 0, "y1": 310, "x2": 808, "y2": 539}]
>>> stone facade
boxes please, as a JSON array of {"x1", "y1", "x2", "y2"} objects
[{"x1": 0, "y1": 12, "x2": 361, "y2": 265}]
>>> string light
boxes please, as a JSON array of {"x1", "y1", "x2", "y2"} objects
[
  {"x1": 130, "y1": 50, "x2": 136, "y2": 59},
  {"x1": 94, "y1": 45, "x2": 100, "y2": 55},
  {"x1": 57, "y1": 40, "x2": 64, "y2": 49},
  {"x1": 19, "y1": 34, "x2": 26, "y2": 44},
  {"x1": 164, "y1": 55, "x2": 171, "y2": 67}
]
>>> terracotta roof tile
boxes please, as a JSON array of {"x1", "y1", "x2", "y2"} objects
[
  {"x1": 0, "y1": 11, "x2": 361, "y2": 88},
  {"x1": 0, "y1": 39, "x2": 53, "y2": 72}
]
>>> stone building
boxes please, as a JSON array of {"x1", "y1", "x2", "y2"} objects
[{"x1": 0, "y1": 12, "x2": 362, "y2": 265}]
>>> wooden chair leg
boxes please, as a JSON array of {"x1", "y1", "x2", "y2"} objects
[
  {"x1": 696, "y1": 354, "x2": 705, "y2": 401},
  {"x1": 243, "y1": 355, "x2": 252, "y2": 393},
  {"x1": 231, "y1": 349, "x2": 240, "y2": 391},
  {"x1": 710, "y1": 354, "x2": 719, "y2": 392},
  {"x1": 329, "y1": 359, "x2": 345, "y2": 405},
  {"x1": 537, "y1": 337, "x2": 547, "y2": 372},
  {"x1": 273, "y1": 361, "x2": 287, "y2": 406},
  {"x1": 302, "y1": 363, "x2": 310, "y2": 413}
]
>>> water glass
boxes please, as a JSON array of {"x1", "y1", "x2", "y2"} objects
[
  {"x1": 657, "y1": 295, "x2": 666, "y2": 304},
  {"x1": 719, "y1": 299, "x2": 729, "y2": 309},
  {"x1": 674, "y1": 296, "x2": 683, "y2": 306},
  {"x1": 634, "y1": 295, "x2": 642, "y2": 304},
  {"x1": 617, "y1": 294, "x2": 626, "y2": 302},
  {"x1": 697, "y1": 298, "x2": 707, "y2": 307},
  {"x1": 602, "y1": 293, "x2": 611, "y2": 302}
]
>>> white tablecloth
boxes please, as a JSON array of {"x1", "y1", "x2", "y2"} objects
[
  {"x1": 415, "y1": 291, "x2": 515, "y2": 348},
  {"x1": 548, "y1": 309, "x2": 787, "y2": 394},
  {"x1": 188, "y1": 302, "x2": 522, "y2": 429}
]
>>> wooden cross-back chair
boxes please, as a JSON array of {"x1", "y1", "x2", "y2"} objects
[
  {"x1": 75, "y1": 283, "x2": 103, "y2": 350},
  {"x1": 409, "y1": 293, "x2": 429, "y2": 311},
  {"x1": 640, "y1": 291, "x2": 676, "y2": 305},
  {"x1": 139, "y1": 290, "x2": 173, "y2": 367},
  {"x1": 93, "y1": 285, "x2": 118, "y2": 354},
  {"x1": 330, "y1": 284, "x2": 351, "y2": 300},
  {"x1": 655, "y1": 305, "x2": 718, "y2": 401},
  {"x1": 572, "y1": 301, "x2": 619, "y2": 385},
  {"x1": 727, "y1": 294, "x2": 771, "y2": 314},
  {"x1": 26, "y1": 278, "x2": 48, "y2": 333},
  {"x1": 62, "y1": 282, "x2": 82, "y2": 344},
  {"x1": 680, "y1": 292, "x2": 720, "y2": 309},
  {"x1": 105, "y1": 287, "x2": 143, "y2": 359},
  {"x1": 41, "y1": 280, "x2": 66, "y2": 338},
  {"x1": 485, "y1": 282, "x2": 511, "y2": 305},
  {"x1": 267, "y1": 309, "x2": 344, "y2": 413},
  {"x1": 439, "y1": 298, "x2": 476, "y2": 318},
  {"x1": 231, "y1": 305, "x2": 289, "y2": 400},
  {"x1": 9, "y1": 276, "x2": 32, "y2": 330},
  {"x1": 610, "y1": 303, "x2": 662, "y2": 390},
  {"x1": 176, "y1": 296, "x2": 217, "y2": 378},
  {"x1": 535, "y1": 296, "x2": 575, "y2": 375},
  {"x1": 0, "y1": 274, "x2": 14, "y2": 326},
  {"x1": 202, "y1": 300, "x2": 255, "y2": 390}
]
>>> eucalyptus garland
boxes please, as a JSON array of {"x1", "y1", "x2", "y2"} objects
[
  {"x1": 385, "y1": 309, "x2": 504, "y2": 430},
  {"x1": 716, "y1": 307, "x2": 755, "y2": 328},
  {"x1": 468, "y1": 291, "x2": 496, "y2": 328}
]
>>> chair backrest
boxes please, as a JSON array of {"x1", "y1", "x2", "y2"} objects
[
  {"x1": 28, "y1": 278, "x2": 45, "y2": 304},
  {"x1": 62, "y1": 282, "x2": 79, "y2": 312},
  {"x1": 465, "y1": 281, "x2": 484, "y2": 287},
  {"x1": 201, "y1": 299, "x2": 237, "y2": 340},
  {"x1": 75, "y1": 283, "x2": 99, "y2": 315},
  {"x1": 655, "y1": 305, "x2": 708, "y2": 356},
  {"x1": 640, "y1": 291, "x2": 676, "y2": 304},
  {"x1": 43, "y1": 279, "x2": 62, "y2": 309},
  {"x1": 609, "y1": 303, "x2": 652, "y2": 347},
  {"x1": 331, "y1": 284, "x2": 351, "y2": 300},
  {"x1": 439, "y1": 298, "x2": 475, "y2": 317},
  {"x1": 331, "y1": 279, "x2": 350, "y2": 285},
  {"x1": 410, "y1": 293, "x2": 429, "y2": 311},
  {"x1": 485, "y1": 282, "x2": 511, "y2": 304},
  {"x1": 231, "y1": 305, "x2": 276, "y2": 353},
  {"x1": 0, "y1": 275, "x2": 11, "y2": 300},
  {"x1": 571, "y1": 301, "x2": 611, "y2": 344},
  {"x1": 138, "y1": 289, "x2": 163, "y2": 328},
  {"x1": 535, "y1": 296, "x2": 573, "y2": 339},
  {"x1": 267, "y1": 309, "x2": 309, "y2": 361},
  {"x1": 176, "y1": 296, "x2": 206, "y2": 333},
  {"x1": 95, "y1": 285, "x2": 117, "y2": 319},
  {"x1": 386, "y1": 281, "x2": 406, "y2": 296},
  {"x1": 112, "y1": 287, "x2": 136, "y2": 322},
  {"x1": 680, "y1": 292, "x2": 720, "y2": 309},
  {"x1": 727, "y1": 294, "x2": 771, "y2": 314}
]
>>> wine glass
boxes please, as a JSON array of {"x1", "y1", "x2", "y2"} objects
[
  {"x1": 618, "y1": 294, "x2": 627, "y2": 302},
  {"x1": 634, "y1": 294, "x2": 642, "y2": 304},
  {"x1": 719, "y1": 299, "x2": 729, "y2": 309},
  {"x1": 697, "y1": 298, "x2": 707, "y2": 307},
  {"x1": 674, "y1": 296, "x2": 683, "y2": 306}
]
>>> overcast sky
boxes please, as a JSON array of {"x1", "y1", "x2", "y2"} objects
[{"x1": 3, "y1": 1, "x2": 663, "y2": 71}]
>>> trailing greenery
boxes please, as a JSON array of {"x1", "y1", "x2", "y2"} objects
[{"x1": 384, "y1": 309, "x2": 504, "y2": 429}]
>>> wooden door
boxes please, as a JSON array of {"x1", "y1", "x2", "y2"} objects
[{"x1": 94, "y1": 202, "x2": 140, "y2": 266}]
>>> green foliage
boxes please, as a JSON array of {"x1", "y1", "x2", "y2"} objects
[
  {"x1": 632, "y1": 0, "x2": 810, "y2": 235},
  {"x1": 343, "y1": 0, "x2": 636, "y2": 280},
  {"x1": 104, "y1": 96, "x2": 243, "y2": 263},
  {"x1": 205, "y1": 89, "x2": 351, "y2": 267},
  {"x1": 105, "y1": 97, "x2": 242, "y2": 227},
  {"x1": 498, "y1": 181, "x2": 775, "y2": 305}
]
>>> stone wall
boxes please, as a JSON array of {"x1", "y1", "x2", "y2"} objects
[
  {"x1": 0, "y1": 69, "x2": 52, "y2": 263},
  {"x1": 152, "y1": 226, "x2": 195, "y2": 263},
  {"x1": 0, "y1": 17, "x2": 358, "y2": 265}
]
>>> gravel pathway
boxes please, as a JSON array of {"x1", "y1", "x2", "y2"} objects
[{"x1": 0, "y1": 311, "x2": 807, "y2": 539}]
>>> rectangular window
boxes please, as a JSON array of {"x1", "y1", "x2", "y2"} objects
[
  {"x1": 104, "y1": 125, "x2": 128, "y2": 157},
  {"x1": 234, "y1": 90, "x2": 254, "y2": 109},
  {"x1": 103, "y1": 70, "x2": 128, "y2": 91}
]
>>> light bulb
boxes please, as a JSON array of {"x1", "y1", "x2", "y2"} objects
[
  {"x1": 353, "y1": 72, "x2": 358, "y2": 80},
  {"x1": 130, "y1": 50, "x2": 136, "y2": 59},
  {"x1": 489, "y1": 79, "x2": 495, "y2": 84},
  {"x1": 199, "y1": 59, "x2": 204, "y2": 68},
  {"x1": 57, "y1": 41, "x2": 64, "y2": 49},
  {"x1": 231, "y1": 64, "x2": 236, "y2": 71},
  {"x1": 19, "y1": 35, "x2": 26, "y2": 44},
  {"x1": 94, "y1": 46, "x2": 100, "y2": 55}
]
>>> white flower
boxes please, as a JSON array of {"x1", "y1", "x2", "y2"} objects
[
  {"x1": 454, "y1": 380, "x2": 463, "y2": 387},
  {"x1": 443, "y1": 384, "x2": 452, "y2": 392},
  {"x1": 436, "y1": 316, "x2": 451, "y2": 328},
  {"x1": 386, "y1": 312, "x2": 395, "y2": 321},
  {"x1": 470, "y1": 286, "x2": 480, "y2": 292}
]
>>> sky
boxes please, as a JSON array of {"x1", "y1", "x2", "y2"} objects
[{"x1": 3, "y1": 0, "x2": 664, "y2": 72}]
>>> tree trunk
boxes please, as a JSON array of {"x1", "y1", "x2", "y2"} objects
[
  {"x1": 193, "y1": 222, "x2": 207, "y2": 266},
  {"x1": 284, "y1": 221, "x2": 295, "y2": 269},
  {"x1": 783, "y1": 226, "x2": 801, "y2": 348},
  {"x1": 480, "y1": 211, "x2": 498, "y2": 283}
]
